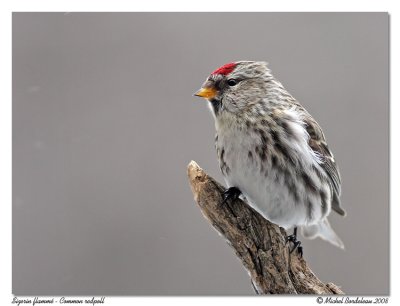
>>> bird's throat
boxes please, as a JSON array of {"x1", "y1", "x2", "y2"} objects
[{"x1": 209, "y1": 98, "x2": 221, "y2": 116}]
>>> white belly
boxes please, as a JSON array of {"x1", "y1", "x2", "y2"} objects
[
  {"x1": 223, "y1": 145, "x2": 309, "y2": 229},
  {"x1": 215, "y1": 117, "x2": 330, "y2": 229}
]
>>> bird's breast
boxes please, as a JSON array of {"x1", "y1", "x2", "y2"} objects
[{"x1": 215, "y1": 121, "x2": 330, "y2": 229}]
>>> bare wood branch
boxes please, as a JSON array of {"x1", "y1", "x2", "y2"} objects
[{"x1": 187, "y1": 160, "x2": 344, "y2": 295}]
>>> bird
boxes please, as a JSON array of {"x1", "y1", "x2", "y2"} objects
[{"x1": 194, "y1": 61, "x2": 346, "y2": 254}]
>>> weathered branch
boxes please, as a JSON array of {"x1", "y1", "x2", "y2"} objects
[{"x1": 187, "y1": 160, "x2": 344, "y2": 295}]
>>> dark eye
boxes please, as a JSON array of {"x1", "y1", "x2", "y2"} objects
[{"x1": 227, "y1": 79, "x2": 238, "y2": 86}]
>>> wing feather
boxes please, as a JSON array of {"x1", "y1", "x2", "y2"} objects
[{"x1": 302, "y1": 113, "x2": 346, "y2": 216}]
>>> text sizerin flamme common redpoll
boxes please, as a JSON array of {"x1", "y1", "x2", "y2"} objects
[{"x1": 194, "y1": 61, "x2": 346, "y2": 254}]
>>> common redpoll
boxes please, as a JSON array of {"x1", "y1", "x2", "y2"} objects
[{"x1": 194, "y1": 61, "x2": 346, "y2": 252}]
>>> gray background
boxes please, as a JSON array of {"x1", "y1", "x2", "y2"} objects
[{"x1": 13, "y1": 13, "x2": 389, "y2": 295}]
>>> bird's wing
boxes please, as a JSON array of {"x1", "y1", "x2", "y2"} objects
[{"x1": 302, "y1": 113, "x2": 346, "y2": 217}]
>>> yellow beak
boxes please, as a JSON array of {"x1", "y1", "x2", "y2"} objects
[{"x1": 194, "y1": 87, "x2": 217, "y2": 99}]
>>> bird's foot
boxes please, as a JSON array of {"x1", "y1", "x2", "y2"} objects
[
  {"x1": 289, "y1": 241, "x2": 303, "y2": 257},
  {"x1": 221, "y1": 187, "x2": 242, "y2": 204},
  {"x1": 285, "y1": 228, "x2": 303, "y2": 257}
]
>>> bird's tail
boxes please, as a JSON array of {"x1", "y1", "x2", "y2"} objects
[{"x1": 301, "y1": 218, "x2": 344, "y2": 249}]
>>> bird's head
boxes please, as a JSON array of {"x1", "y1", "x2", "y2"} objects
[{"x1": 194, "y1": 61, "x2": 272, "y2": 117}]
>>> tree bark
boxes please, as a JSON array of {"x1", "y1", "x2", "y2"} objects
[{"x1": 187, "y1": 160, "x2": 344, "y2": 295}]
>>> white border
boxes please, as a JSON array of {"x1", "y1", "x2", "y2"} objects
[{"x1": 1, "y1": 1, "x2": 397, "y2": 306}]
